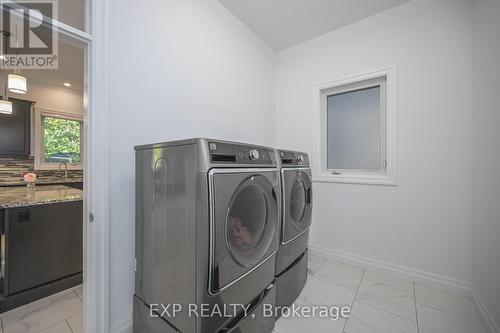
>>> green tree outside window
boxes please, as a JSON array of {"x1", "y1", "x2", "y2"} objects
[{"x1": 43, "y1": 117, "x2": 82, "y2": 163}]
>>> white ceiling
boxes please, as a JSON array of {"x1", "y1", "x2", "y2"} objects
[
  {"x1": 21, "y1": 41, "x2": 85, "y2": 92},
  {"x1": 219, "y1": 0, "x2": 411, "y2": 51},
  {"x1": 0, "y1": 2, "x2": 85, "y2": 93}
]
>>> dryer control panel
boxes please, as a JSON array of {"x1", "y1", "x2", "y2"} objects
[
  {"x1": 279, "y1": 150, "x2": 310, "y2": 166},
  {"x1": 208, "y1": 141, "x2": 277, "y2": 165}
]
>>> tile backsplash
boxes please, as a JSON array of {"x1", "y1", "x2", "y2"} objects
[{"x1": 0, "y1": 156, "x2": 83, "y2": 186}]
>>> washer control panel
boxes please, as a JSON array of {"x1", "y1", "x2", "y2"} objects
[
  {"x1": 209, "y1": 142, "x2": 276, "y2": 165},
  {"x1": 279, "y1": 150, "x2": 310, "y2": 166},
  {"x1": 249, "y1": 149, "x2": 260, "y2": 160}
]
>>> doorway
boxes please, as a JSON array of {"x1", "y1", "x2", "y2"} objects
[{"x1": 0, "y1": 1, "x2": 109, "y2": 332}]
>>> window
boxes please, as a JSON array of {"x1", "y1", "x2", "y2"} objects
[
  {"x1": 314, "y1": 67, "x2": 397, "y2": 185},
  {"x1": 327, "y1": 81, "x2": 385, "y2": 171},
  {"x1": 35, "y1": 110, "x2": 83, "y2": 170}
]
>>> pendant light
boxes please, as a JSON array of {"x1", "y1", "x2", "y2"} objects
[
  {"x1": 7, "y1": 25, "x2": 27, "y2": 94},
  {"x1": 0, "y1": 32, "x2": 13, "y2": 114},
  {"x1": 8, "y1": 73, "x2": 27, "y2": 94},
  {"x1": 0, "y1": 73, "x2": 12, "y2": 114},
  {"x1": 0, "y1": 98, "x2": 12, "y2": 114}
]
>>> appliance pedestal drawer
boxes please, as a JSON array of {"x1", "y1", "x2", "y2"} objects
[
  {"x1": 275, "y1": 249, "x2": 308, "y2": 311},
  {"x1": 222, "y1": 284, "x2": 276, "y2": 333}
]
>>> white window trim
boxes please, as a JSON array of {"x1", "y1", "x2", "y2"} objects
[
  {"x1": 34, "y1": 108, "x2": 84, "y2": 170},
  {"x1": 313, "y1": 66, "x2": 398, "y2": 185}
]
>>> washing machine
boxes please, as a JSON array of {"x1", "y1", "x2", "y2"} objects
[
  {"x1": 134, "y1": 138, "x2": 279, "y2": 333},
  {"x1": 275, "y1": 149, "x2": 313, "y2": 310}
]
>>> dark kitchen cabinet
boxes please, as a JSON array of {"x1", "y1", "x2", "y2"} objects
[
  {"x1": 0, "y1": 99, "x2": 34, "y2": 157},
  {"x1": 64, "y1": 182, "x2": 83, "y2": 190},
  {"x1": 3, "y1": 201, "x2": 83, "y2": 296},
  {"x1": 0, "y1": 209, "x2": 4, "y2": 234}
]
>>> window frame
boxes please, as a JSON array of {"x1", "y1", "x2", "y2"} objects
[
  {"x1": 313, "y1": 66, "x2": 398, "y2": 185},
  {"x1": 34, "y1": 108, "x2": 84, "y2": 170}
]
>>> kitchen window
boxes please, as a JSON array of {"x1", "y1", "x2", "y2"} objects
[
  {"x1": 35, "y1": 110, "x2": 84, "y2": 170},
  {"x1": 313, "y1": 67, "x2": 398, "y2": 185}
]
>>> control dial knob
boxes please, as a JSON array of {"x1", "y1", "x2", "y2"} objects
[
  {"x1": 297, "y1": 155, "x2": 304, "y2": 163},
  {"x1": 249, "y1": 149, "x2": 260, "y2": 160}
]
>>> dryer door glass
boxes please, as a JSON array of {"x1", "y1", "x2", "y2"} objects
[
  {"x1": 283, "y1": 169, "x2": 312, "y2": 243},
  {"x1": 226, "y1": 175, "x2": 276, "y2": 268},
  {"x1": 210, "y1": 170, "x2": 279, "y2": 294},
  {"x1": 290, "y1": 178, "x2": 307, "y2": 223}
]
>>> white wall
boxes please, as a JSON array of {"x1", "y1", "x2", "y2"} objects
[
  {"x1": 471, "y1": 0, "x2": 500, "y2": 329},
  {"x1": 105, "y1": 0, "x2": 500, "y2": 330},
  {"x1": 275, "y1": 0, "x2": 474, "y2": 282},
  {"x1": 23, "y1": 82, "x2": 83, "y2": 115},
  {"x1": 107, "y1": 0, "x2": 275, "y2": 328}
]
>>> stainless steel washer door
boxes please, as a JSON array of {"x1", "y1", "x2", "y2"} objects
[
  {"x1": 209, "y1": 169, "x2": 279, "y2": 295},
  {"x1": 281, "y1": 168, "x2": 312, "y2": 244}
]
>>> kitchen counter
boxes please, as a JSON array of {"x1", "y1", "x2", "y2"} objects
[
  {"x1": 0, "y1": 178, "x2": 84, "y2": 187},
  {"x1": 0, "y1": 185, "x2": 83, "y2": 208}
]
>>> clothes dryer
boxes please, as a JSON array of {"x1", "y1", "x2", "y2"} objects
[
  {"x1": 275, "y1": 149, "x2": 312, "y2": 310},
  {"x1": 134, "y1": 139, "x2": 280, "y2": 333}
]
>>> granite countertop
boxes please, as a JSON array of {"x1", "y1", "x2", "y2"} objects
[
  {"x1": 0, "y1": 178, "x2": 84, "y2": 187},
  {"x1": 0, "y1": 185, "x2": 83, "y2": 209}
]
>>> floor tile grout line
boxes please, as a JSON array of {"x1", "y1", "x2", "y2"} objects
[
  {"x1": 312, "y1": 258, "x2": 326, "y2": 273},
  {"x1": 362, "y1": 277, "x2": 414, "y2": 294},
  {"x1": 352, "y1": 274, "x2": 420, "y2": 323},
  {"x1": 317, "y1": 262, "x2": 365, "y2": 275},
  {"x1": 309, "y1": 255, "x2": 486, "y2": 332},
  {"x1": 357, "y1": 300, "x2": 421, "y2": 324},
  {"x1": 416, "y1": 303, "x2": 484, "y2": 325},
  {"x1": 312, "y1": 274, "x2": 363, "y2": 292},
  {"x1": 309, "y1": 257, "x2": 434, "y2": 331},
  {"x1": 414, "y1": 282, "x2": 474, "y2": 300},
  {"x1": 342, "y1": 268, "x2": 366, "y2": 333},
  {"x1": 413, "y1": 282, "x2": 420, "y2": 333},
  {"x1": 74, "y1": 290, "x2": 83, "y2": 303},
  {"x1": 65, "y1": 318, "x2": 75, "y2": 333},
  {"x1": 312, "y1": 256, "x2": 365, "y2": 289},
  {"x1": 414, "y1": 284, "x2": 483, "y2": 324},
  {"x1": 355, "y1": 299, "x2": 417, "y2": 323},
  {"x1": 32, "y1": 320, "x2": 70, "y2": 333},
  {"x1": 320, "y1": 258, "x2": 364, "y2": 272},
  {"x1": 2, "y1": 292, "x2": 83, "y2": 332}
]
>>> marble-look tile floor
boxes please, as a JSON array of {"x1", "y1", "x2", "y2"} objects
[
  {"x1": 0, "y1": 285, "x2": 83, "y2": 333},
  {"x1": 274, "y1": 254, "x2": 487, "y2": 333},
  {"x1": 0, "y1": 258, "x2": 487, "y2": 333}
]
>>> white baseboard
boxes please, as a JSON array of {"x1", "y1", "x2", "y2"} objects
[
  {"x1": 309, "y1": 244, "x2": 499, "y2": 333},
  {"x1": 309, "y1": 244, "x2": 472, "y2": 296},
  {"x1": 110, "y1": 317, "x2": 133, "y2": 333}
]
